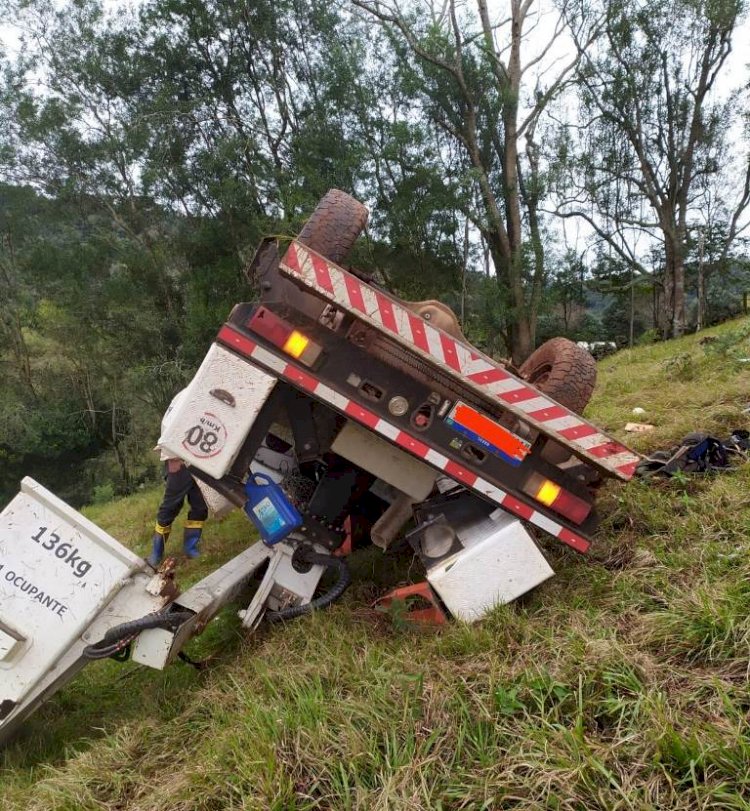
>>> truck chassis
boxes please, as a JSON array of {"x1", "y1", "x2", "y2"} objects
[{"x1": 0, "y1": 191, "x2": 639, "y2": 745}]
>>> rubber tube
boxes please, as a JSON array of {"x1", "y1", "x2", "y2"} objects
[{"x1": 83, "y1": 610, "x2": 194, "y2": 659}]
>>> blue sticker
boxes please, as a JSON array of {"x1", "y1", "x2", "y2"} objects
[
  {"x1": 445, "y1": 417, "x2": 524, "y2": 467},
  {"x1": 252, "y1": 496, "x2": 285, "y2": 534}
]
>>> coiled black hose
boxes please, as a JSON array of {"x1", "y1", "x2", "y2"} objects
[
  {"x1": 265, "y1": 550, "x2": 351, "y2": 623},
  {"x1": 84, "y1": 551, "x2": 349, "y2": 657},
  {"x1": 83, "y1": 610, "x2": 195, "y2": 660}
]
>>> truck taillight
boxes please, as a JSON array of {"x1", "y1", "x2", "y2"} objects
[
  {"x1": 283, "y1": 330, "x2": 309, "y2": 358},
  {"x1": 523, "y1": 473, "x2": 592, "y2": 525},
  {"x1": 248, "y1": 307, "x2": 322, "y2": 367}
]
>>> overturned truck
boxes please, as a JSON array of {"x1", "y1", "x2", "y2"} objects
[{"x1": 0, "y1": 191, "x2": 639, "y2": 744}]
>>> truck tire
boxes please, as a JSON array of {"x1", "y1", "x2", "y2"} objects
[
  {"x1": 297, "y1": 189, "x2": 369, "y2": 264},
  {"x1": 519, "y1": 337, "x2": 596, "y2": 415}
]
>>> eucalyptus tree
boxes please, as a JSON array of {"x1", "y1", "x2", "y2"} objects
[
  {"x1": 352, "y1": 0, "x2": 596, "y2": 363},
  {"x1": 557, "y1": 0, "x2": 750, "y2": 338}
]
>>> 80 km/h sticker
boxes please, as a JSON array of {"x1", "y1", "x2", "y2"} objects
[{"x1": 182, "y1": 412, "x2": 228, "y2": 459}]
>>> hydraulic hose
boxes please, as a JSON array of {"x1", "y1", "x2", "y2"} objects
[
  {"x1": 83, "y1": 610, "x2": 194, "y2": 660},
  {"x1": 265, "y1": 550, "x2": 351, "y2": 623}
]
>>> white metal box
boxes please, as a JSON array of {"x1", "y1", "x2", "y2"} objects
[
  {"x1": 251, "y1": 441, "x2": 296, "y2": 484},
  {"x1": 331, "y1": 420, "x2": 437, "y2": 501},
  {"x1": 159, "y1": 343, "x2": 278, "y2": 479},
  {"x1": 0, "y1": 478, "x2": 143, "y2": 707},
  {"x1": 426, "y1": 508, "x2": 554, "y2": 622}
]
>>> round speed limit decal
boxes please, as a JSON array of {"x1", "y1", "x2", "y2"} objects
[{"x1": 182, "y1": 412, "x2": 228, "y2": 459}]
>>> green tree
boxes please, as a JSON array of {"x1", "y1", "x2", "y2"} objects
[
  {"x1": 0, "y1": 0, "x2": 376, "y2": 502},
  {"x1": 353, "y1": 0, "x2": 596, "y2": 363},
  {"x1": 558, "y1": 0, "x2": 750, "y2": 338}
]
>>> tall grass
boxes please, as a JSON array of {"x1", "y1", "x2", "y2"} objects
[{"x1": 3, "y1": 318, "x2": 750, "y2": 809}]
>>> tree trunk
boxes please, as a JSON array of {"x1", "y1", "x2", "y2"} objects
[
  {"x1": 522, "y1": 139, "x2": 545, "y2": 354},
  {"x1": 662, "y1": 231, "x2": 687, "y2": 338},
  {"x1": 112, "y1": 404, "x2": 132, "y2": 492},
  {"x1": 696, "y1": 235, "x2": 705, "y2": 331},
  {"x1": 460, "y1": 217, "x2": 469, "y2": 327},
  {"x1": 509, "y1": 315, "x2": 533, "y2": 366},
  {"x1": 629, "y1": 267, "x2": 635, "y2": 348},
  {"x1": 671, "y1": 244, "x2": 687, "y2": 337},
  {"x1": 661, "y1": 246, "x2": 673, "y2": 339}
]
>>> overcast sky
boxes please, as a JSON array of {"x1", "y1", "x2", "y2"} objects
[
  {"x1": 2, "y1": 1, "x2": 747, "y2": 104},
  {"x1": 1, "y1": 0, "x2": 748, "y2": 255}
]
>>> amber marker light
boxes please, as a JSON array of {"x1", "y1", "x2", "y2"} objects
[
  {"x1": 522, "y1": 472, "x2": 592, "y2": 525},
  {"x1": 535, "y1": 478, "x2": 562, "y2": 507},
  {"x1": 282, "y1": 330, "x2": 310, "y2": 359}
]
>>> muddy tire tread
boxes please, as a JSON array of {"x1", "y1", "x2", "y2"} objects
[
  {"x1": 519, "y1": 337, "x2": 597, "y2": 415},
  {"x1": 297, "y1": 189, "x2": 369, "y2": 265}
]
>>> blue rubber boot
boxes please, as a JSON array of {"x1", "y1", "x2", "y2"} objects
[
  {"x1": 183, "y1": 522, "x2": 204, "y2": 559},
  {"x1": 146, "y1": 531, "x2": 167, "y2": 568}
]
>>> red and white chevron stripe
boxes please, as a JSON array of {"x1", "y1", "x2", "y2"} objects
[
  {"x1": 217, "y1": 324, "x2": 591, "y2": 554},
  {"x1": 280, "y1": 241, "x2": 639, "y2": 480}
]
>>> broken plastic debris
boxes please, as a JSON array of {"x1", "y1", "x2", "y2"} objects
[{"x1": 625, "y1": 422, "x2": 655, "y2": 433}]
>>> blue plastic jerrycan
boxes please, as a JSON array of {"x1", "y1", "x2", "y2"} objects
[{"x1": 243, "y1": 472, "x2": 303, "y2": 545}]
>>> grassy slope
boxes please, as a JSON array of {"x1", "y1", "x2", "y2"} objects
[{"x1": 3, "y1": 320, "x2": 750, "y2": 810}]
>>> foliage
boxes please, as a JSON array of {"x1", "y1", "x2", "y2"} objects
[
  {"x1": 558, "y1": 0, "x2": 750, "y2": 338},
  {"x1": 700, "y1": 322, "x2": 750, "y2": 358},
  {"x1": 661, "y1": 352, "x2": 696, "y2": 381},
  {"x1": 635, "y1": 328, "x2": 659, "y2": 347},
  {"x1": 352, "y1": 0, "x2": 596, "y2": 362}
]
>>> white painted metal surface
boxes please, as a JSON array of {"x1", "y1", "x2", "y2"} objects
[
  {"x1": 239, "y1": 540, "x2": 325, "y2": 630},
  {"x1": 132, "y1": 541, "x2": 273, "y2": 668},
  {"x1": 1, "y1": 566, "x2": 169, "y2": 744},
  {"x1": 194, "y1": 479, "x2": 237, "y2": 519},
  {"x1": 159, "y1": 343, "x2": 278, "y2": 479},
  {"x1": 426, "y1": 509, "x2": 554, "y2": 622},
  {"x1": 331, "y1": 420, "x2": 437, "y2": 501},
  {"x1": 265, "y1": 542, "x2": 324, "y2": 608},
  {"x1": 0, "y1": 478, "x2": 144, "y2": 709}
]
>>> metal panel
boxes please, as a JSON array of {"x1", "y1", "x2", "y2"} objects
[
  {"x1": 251, "y1": 442, "x2": 297, "y2": 484},
  {"x1": 1, "y1": 566, "x2": 170, "y2": 744},
  {"x1": 194, "y1": 479, "x2": 237, "y2": 519},
  {"x1": 131, "y1": 541, "x2": 273, "y2": 669},
  {"x1": 159, "y1": 343, "x2": 278, "y2": 479},
  {"x1": 426, "y1": 508, "x2": 554, "y2": 622},
  {"x1": 0, "y1": 478, "x2": 143, "y2": 705},
  {"x1": 331, "y1": 420, "x2": 437, "y2": 501}
]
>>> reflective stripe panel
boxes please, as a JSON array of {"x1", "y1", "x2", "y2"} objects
[
  {"x1": 279, "y1": 241, "x2": 640, "y2": 481},
  {"x1": 217, "y1": 325, "x2": 591, "y2": 554}
]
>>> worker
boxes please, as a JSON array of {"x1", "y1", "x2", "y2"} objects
[{"x1": 147, "y1": 389, "x2": 208, "y2": 567}]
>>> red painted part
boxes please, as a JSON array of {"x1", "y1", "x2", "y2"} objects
[
  {"x1": 333, "y1": 516, "x2": 354, "y2": 558},
  {"x1": 247, "y1": 306, "x2": 292, "y2": 347},
  {"x1": 278, "y1": 241, "x2": 641, "y2": 481},
  {"x1": 549, "y1": 487, "x2": 592, "y2": 525},
  {"x1": 216, "y1": 324, "x2": 592, "y2": 555},
  {"x1": 373, "y1": 581, "x2": 448, "y2": 626}
]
